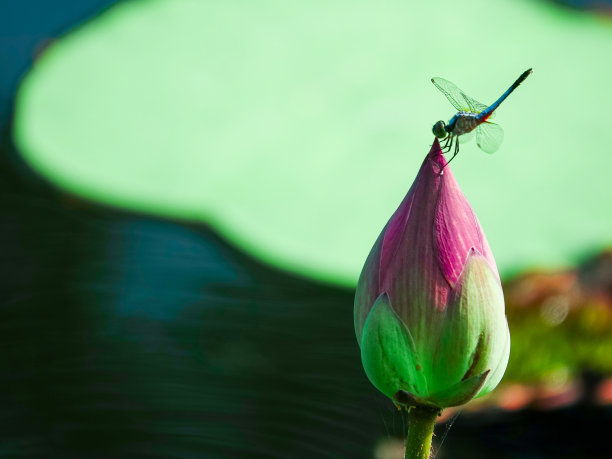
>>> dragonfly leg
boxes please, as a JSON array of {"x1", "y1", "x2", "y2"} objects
[
  {"x1": 442, "y1": 135, "x2": 453, "y2": 152},
  {"x1": 447, "y1": 138, "x2": 460, "y2": 165},
  {"x1": 440, "y1": 137, "x2": 459, "y2": 174}
]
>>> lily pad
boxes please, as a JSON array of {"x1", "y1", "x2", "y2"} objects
[{"x1": 13, "y1": 0, "x2": 612, "y2": 285}]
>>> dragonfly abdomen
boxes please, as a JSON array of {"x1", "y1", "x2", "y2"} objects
[{"x1": 480, "y1": 68, "x2": 533, "y2": 117}]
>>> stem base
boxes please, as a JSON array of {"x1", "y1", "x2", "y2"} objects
[{"x1": 404, "y1": 405, "x2": 439, "y2": 459}]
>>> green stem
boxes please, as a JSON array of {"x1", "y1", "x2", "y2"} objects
[{"x1": 404, "y1": 405, "x2": 439, "y2": 459}]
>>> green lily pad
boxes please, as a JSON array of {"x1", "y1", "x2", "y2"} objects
[{"x1": 13, "y1": 0, "x2": 612, "y2": 285}]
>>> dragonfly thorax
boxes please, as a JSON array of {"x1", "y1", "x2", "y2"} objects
[{"x1": 449, "y1": 112, "x2": 481, "y2": 136}]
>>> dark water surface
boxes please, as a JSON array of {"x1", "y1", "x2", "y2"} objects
[
  {"x1": 0, "y1": 129, "x2": 385, "y2": 458},
  {"x1": 1, "y1": 131, "x2": 610, "y2": 458}
]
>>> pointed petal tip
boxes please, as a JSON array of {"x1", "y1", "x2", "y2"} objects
[
  {"x1": 428, "y1": 138, "x2": 447, "y2": 168},
  {"x1": 462, "y1": 246, "x2": 501, "y2": 283},
  {"x1": 466, "y1": 247, "x2": 484, "y2": 261}
]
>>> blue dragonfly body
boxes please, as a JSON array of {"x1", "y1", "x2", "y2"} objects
[{"x1": 431, "y1": 69, "x2": 532, "y2": 161}]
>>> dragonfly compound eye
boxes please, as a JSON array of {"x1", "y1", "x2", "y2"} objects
[{"x1": 432, "y1": 120, "x2": 447, "y2": 138}]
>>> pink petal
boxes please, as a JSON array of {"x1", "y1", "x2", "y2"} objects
[{"x1": 433, "y1": 149, "x2": 499, "y2": 286}]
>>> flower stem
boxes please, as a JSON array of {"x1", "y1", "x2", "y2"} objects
[{"x1": 404, "y1": 405, "x2": 439, "y2": 459}]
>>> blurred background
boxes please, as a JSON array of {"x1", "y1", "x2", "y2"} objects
[{"x1": 1, "y1": 0, "x2": 612, "y2": 457}]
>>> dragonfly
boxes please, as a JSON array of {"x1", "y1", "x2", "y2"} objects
[{"x1": 431, "y1": 68, "x2": 532, "y2": 163}]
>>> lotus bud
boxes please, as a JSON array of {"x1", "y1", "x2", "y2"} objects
[{"x1": 354, "y1": 140, "x2": 510, "y2": 408}]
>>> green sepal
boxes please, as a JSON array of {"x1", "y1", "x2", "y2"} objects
[
  {"x1": 478, "y1": 325, "x2": 511, "y2": 397},
  {"x1": 360, "y1": 293, "x2": 427, "y2": 400},
  {"x1": 425, "y1": 370, "x2": 490, "y2": 407},
  {"x1": 429, "y1": 252, "x2": 509, "y2": 399}
]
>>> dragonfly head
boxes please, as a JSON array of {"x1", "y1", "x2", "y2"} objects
[{"x1": 432, "y1": 120, "x2": 448, "y2": 139}]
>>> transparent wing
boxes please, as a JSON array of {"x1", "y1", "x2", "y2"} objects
[
  {"x1": 458, "y1": 130, "x2": 475, "y2": 144},
  {"x1": 465, "y1": 95, "x2": 488, "y2": 115},
  {"x1": 475, "y1": 122, "x2": 504, "y2": 154},
  {"x1": 431, "y1": 77, "x2": 488, "y2": 114}
]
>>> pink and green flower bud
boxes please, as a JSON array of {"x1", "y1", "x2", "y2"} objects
[{"x1": 354, "y1": 140, "x2": 510, "y2": 409}]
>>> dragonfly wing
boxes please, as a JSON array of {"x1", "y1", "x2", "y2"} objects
[
  {"x1": 465, "y1": 96, "x2": 489, "y2": 115},
  {"x1": 458, "y1": 130, "x2": 475, "y2": 144},
  {"x1": 475, "y1": 122, "x2": 504, "y2": 154},
  {"x1": 431, "y1": 77, "x2": 472, "y2": 112},
  {"x1": 431, "y1": 77, "x2": 488, "y2": 114}
]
